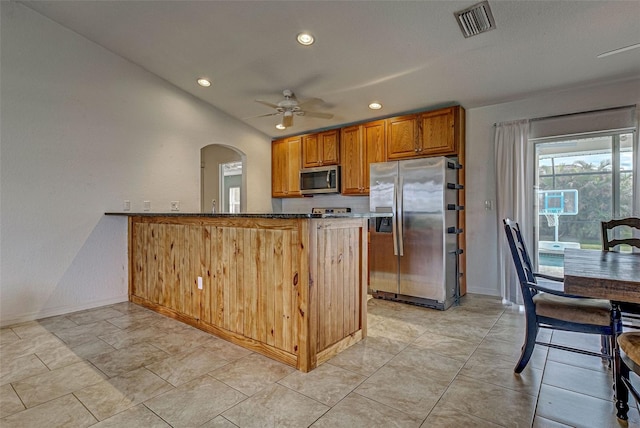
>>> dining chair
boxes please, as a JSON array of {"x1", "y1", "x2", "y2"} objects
[
  {"x1": 618, "y1": 332, "x2": 640, "y2": 411},
  {"x1": 601, "y1": 217, "x2": 640, "y2": 252},
  {"x1": 602, "y1": 217, "x2": 640, "y2": 330},
  {"x1": 503, "y1": 218, "x2": 622, "y2": 373}
]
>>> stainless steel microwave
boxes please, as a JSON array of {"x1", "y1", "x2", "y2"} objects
[{"x1": 300, "y1": 165, "x2": 341, "y2": 195}]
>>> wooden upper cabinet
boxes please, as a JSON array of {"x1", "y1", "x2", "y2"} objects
[
  {"x1": 272, "y1": 136, "x2": 302, "y2": 198},
  {"x1": 302, "y1": 130, "x2": 339, "y2": 168},
  {"x1": 362, "y1": 120, "x2": 386, "y2": 193},
  {"x1": 341, "y1": 120, "x2": 385, "y2": 195},
  {"x1": 340, "y1": 125, "x2": 363, "y2": 195},
  {"x1": 386, "y1": 106, "x2": 461, "y2": 159},
  {"x1": 417, "y1": 106, "x2": 457, "y2": 155},
  {"x1": 386, "y1": 114, "x2": 418, "y2": 160}
]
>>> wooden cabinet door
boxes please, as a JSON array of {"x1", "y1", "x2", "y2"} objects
[
  {"x1": 340, "y1": 125, "x2": 363, "y2": 195},
  {"x1": 272, "y1": 137, "x2": 301, "y2": 197},
  {"x1": 386, "y1": 114, "x2": 418, "y2": 160},
  {"x1": 362, "y1": 120, "x2": 386, "y2": 193},
  {"x1": 320, "y1": 130, "x2": 339, "y2": 165},
  {"x1": 302, "y1": 134, "x2": 320, "y2": 168},
  {"x1": 417, "y1": 107, "x2": 456, "y2": 155},
  {"x1": 302, "y1": 130, "x2": 339, "y2": 167}
]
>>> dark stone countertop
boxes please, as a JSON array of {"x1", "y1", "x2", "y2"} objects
[{"x1": 105, "y1": 212, "x2": 392, "y2": 219}]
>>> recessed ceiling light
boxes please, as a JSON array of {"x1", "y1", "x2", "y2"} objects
[
  {"x1": 369, "y1": 102, "x2": 383, "y2": 110},
  {"x1": 276, "y1": 123, "x2": 286, "y2": 130},
  {"x1": 297, "y1": 32, "x2": 315, "y2": 46},
  {"x1": 197, "y1": 78, "x2": 211, "y2": 87},
  {"x1": 597, "y1": 43, "x2": 640, "y2": 58}
]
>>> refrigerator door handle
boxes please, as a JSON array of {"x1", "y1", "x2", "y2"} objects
[
  {"x1": 391, "y1": 177, "x2": 399, "y2": 256},
  {"x1": 397, "y1": 176, "x2": 404, "y2": 256}
]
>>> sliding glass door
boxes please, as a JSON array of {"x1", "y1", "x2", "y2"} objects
[{"x1": 534, "y1": 132, "x2": 634, "y2": 275}]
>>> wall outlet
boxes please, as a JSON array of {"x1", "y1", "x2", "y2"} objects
[
  {"x1": 123, "y1": 200, "x2": 131, "y2": 211},
  {"x1": 143, "y1": 200, "x2": 151, "y2": 211},
  {"x1": 197, "y1": 276, "x2": 203, "y2": 290},
  {"x1": 170, "y1": 201, "x2": 180, "y2": 211}
]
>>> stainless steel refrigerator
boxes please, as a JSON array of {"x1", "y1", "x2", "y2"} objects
[{"x1": 369, "y1": 157, "x2": 462, "y2": 310}]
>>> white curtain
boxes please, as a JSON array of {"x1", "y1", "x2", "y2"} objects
[{"x1": 495, "y1": 119, "x2": 533, "y2": 304}]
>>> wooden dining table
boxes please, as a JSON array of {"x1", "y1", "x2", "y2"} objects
[{"x1": 563, "y1": 248, "x2": 640, "y2": 423}]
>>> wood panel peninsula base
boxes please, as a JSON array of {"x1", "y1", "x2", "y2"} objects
[{"x1": 110, "y1": 213, "x2": 379, "y2": 372}]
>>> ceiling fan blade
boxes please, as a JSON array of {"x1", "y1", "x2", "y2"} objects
[
  {"x1": 296, "y1": 97, "x2": 323, "y2": 109},
  {"x1": 301, "y1": 111, "x2": 333, "y2": 119},
  {"x1": 244, "y1": 112, "x2": 279, "y2": 119},
  {"x1": 255, "y1": 99, "x2": 279, "y2": 109},
  {"x1": 282, "y1": 114, "x2": 293, "y2": 127}
]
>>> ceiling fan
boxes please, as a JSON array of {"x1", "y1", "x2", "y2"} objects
[{"x1": 252, "y1": 90, "x2": 333, "y2": 128}]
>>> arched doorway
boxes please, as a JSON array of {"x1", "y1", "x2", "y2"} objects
[{"x1": 201, "y1": 144, "x2": 246, "y2": 213}]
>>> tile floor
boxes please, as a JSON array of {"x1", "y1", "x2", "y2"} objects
[{"x1": 1, "y1": 295, "x2": 639, "y2": 427}]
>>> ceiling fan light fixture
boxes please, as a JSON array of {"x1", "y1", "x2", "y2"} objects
[
  {"x1": 368, "y1": 102, "x2": 383, "y2": 110},
  {"x1": 197, "y1": 78, "x2": 211, "y2": 87},
  {"x1": 275, "y1": 123, "x2": 286, "y2": 130},
  {"x1": 296, "y1": 32, "x2": 315, "y2": 46}
]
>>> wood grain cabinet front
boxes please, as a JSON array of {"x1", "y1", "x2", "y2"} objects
[
  {"x1": 302, "y1": 130, "x2": 339, "y2": 168},
  {"x1": 341, "y1": 121, "x2": 386, "y2": 195},
  {"x1": 272, "y1": 136, "x2": 302, "y2": 198}
]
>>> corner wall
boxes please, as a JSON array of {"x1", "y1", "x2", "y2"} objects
[{"x1": 0, "y1": 3, "x2": 272, "y2": 325}]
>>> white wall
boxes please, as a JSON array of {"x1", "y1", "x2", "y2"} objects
[
  {"x1": 0, "y1": 3, "x2": 272, "y2": 325},
  {"x1": 464, "y1": 77, "x2": 640, "y2": 296}
]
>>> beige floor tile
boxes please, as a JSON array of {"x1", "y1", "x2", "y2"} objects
[
  {"x1": 91, "y1": 404, "x2": 171, "y2": 427},
  {"x1": 0, "y1": 394, "x2": 97, "y2": 427},
  {"x1": 74, "y1": 367, "x2": 173, "y2": 421},
  {"x1": 411, "y1": 330, "x2": 480, "y2": 361},
  {"x1": 66, "y1": 307, "x2": 126, "y2": 326},
  {"x1": 147, "y1": 327, "x2": 217, "y2": 355},
  {"x1": 89, "y1": 342, "x2": 169, "y2": 378},
  {"x1": 222, "y1": 384, "x2": 329, "y2": 428},
  {"x1": 9, "y1": 316, "x2": 78, "y2": 339},
  {"x1": 532, "y1": 416, "x2": 574, "y2": 427},
  {"x1": 0, "y1": 328, "x2": 20, "y2": 346},
  {"x1": 473, "y1": 336, "x2": 548, "y2": 371},
  {"x1": 421, "y1": 405, "x2": 504, "y2": 427},
  {"x1": 547, "y1": 347, "x2": 611, "y2": 372},
  {"x1": 200, "y1": 336, "x2": 254, "y2": 361},
  {"x1": 536, "y1": 384, "x2": 640, "y2": 427},
  {"x1": 12, "y1": 360, "x2": 107, "y2": 408},
  {"x1": 0, "y1": 353, "x2": 49, "y2": 386},
  {"x1": 199, "y1": 415, "x2": 238, "y2": 427},
  {"x1": 542, "y1": 360, "x2": 613, "y2": 401},
  {"x1": 550, "y1": 330, "x2": 602, "y2": 353},
  {"x1": 438, "y1": 375, "x2": 536, "y2": 427},
  {"x1": 421, "y1": 319, "x2": 492, "y2": 342},
  {"x1": 0, "y1": 383, "x2": 25, "y2": 417},
  {"x1": 324, "y1": 341, "x2": 395, "y2": 376},
  {"x1": 70, "y1": 338, "x2": 117, "y2": 360},
  {"x1": 359, "y1": 332, "x2": 412, "y2": 355},
  {"x1": 211, "y1": 353, "x2": 294, "y2": 396},
  {"x1": 54, "y1": 320, "x2": 122, "y2": 347},
  {"x1": 0, "y1": 332, "x2": 66, "y2": 361},
  {"x1": 386, "y1": 346, "x2": 464, "y2": 383},
  {"x1": 145, "y1": 375, "x2": 247, "y2": 427},
  {"x1": 312, "y1": 392, "x2": 422, "y2": 427},
  {"x1": 105, "y1": 301, "x2": 149, "y2": 315},
  {"x1": 36, "y1": 343, "x2": 85, "y2": 370},
  {"x1": 106, "y1": 310, "x2": 163, "y2": 331},
  {"x1": 355, "y1": 365, "x2": 449, "y2": 419},
  {"x1": 278, "y1": 362, "x2": 366, "y2": 406},
  {"x1": 460, "y1": 351, "x2": 543, "y2": 396},
  {"x1": 98, "y1": 325, "x2": 164, "y2": 349},
  {"x1": 146, "y1": 347, "x2": 230, "y2": 387}
]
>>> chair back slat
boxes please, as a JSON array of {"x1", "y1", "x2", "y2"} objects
[
  {"x1": 601, "y1": 217, "x2": 640, "y2": 251},
  {"x1": 503, "y1": 219, "x2": 538, "y2": 309}
]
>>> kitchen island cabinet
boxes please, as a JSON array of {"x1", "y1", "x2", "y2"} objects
[{"x1": 113, "y1": 213, "x2": 377, "y2": 372}]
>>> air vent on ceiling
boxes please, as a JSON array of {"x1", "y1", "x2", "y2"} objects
[{"x1": 455, "y1": 1, "x2": 496, "y2": 38}]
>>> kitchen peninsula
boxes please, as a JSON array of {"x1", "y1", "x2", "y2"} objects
[{"x1": 107, "y1": 212, "x2": 387, "y2": 372}]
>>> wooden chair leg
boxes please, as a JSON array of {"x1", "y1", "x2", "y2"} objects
[{"x1": 515, "y1": 320, "x2": 538, "y2": 374}]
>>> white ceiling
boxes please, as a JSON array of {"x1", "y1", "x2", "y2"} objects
[{"x1": 21, "y1": 0, "x2": 640, "y2": 138}]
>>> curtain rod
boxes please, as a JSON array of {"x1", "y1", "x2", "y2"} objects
[{"x1": 493, "y1": 104, "x2": 636, "y2": 127}]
